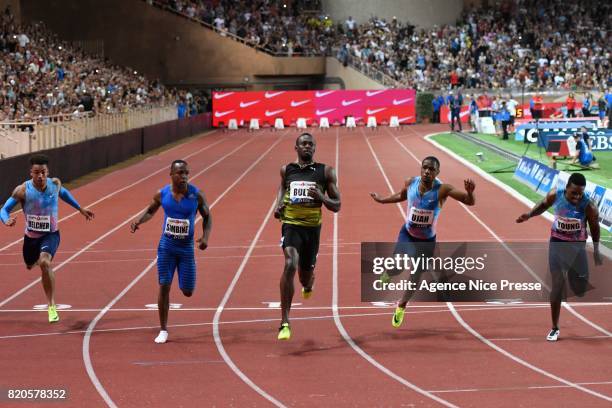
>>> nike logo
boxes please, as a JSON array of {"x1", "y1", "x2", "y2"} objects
[
  {"x1": 398, "y1": 116, "x2": 414, "y2": 122},
  {"x1": 265, "y1": 109, "x2": 286, "y2": 116},
  {"x1": 41, "y1": 246, "x2": 49, "y2": 251},
  {"x1": 366, "y1": 108, "x2": 386, "y2": 115},
  {"x1": 316, "y1": 108, "x2": 336, "y2": 115},
  {"x1": 290, "y1": 99, "x2": 311, "y2": 107},
  {"x1": 239, "y1": 100, "x2": 260, "y2": 108},
  {"x1": 315, "y1": 90, "x2": 334, "y2": 97},
  {"x1": 264, "y1": 91, "x2": 285, "y2": 98},
  {"x1": 214, "y1": 92, "x2": 234, "y2": 99},
  {"x1": 341, "y1": 99, "x2": 361, "y2": 107},
  {"x1": 392, "y1": 98, "x2": 412, "y2": 105},
  {"x1": 214, "y1": 110, "x2": 235, "y2": 118},
  {"x1": 366, "y1": 90, "x2": 386, "y2": 97}
]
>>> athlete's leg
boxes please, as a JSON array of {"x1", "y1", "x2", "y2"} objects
[
  {"x1": 39, "y1": 252, "x2": 55, "y2": 306},
  {"x1": 156, "y1": 246, "x2": 178, "y2": 342},
  {"x1": 177, "y1": 249, "x2": 196, "y2": 298},
  {"x1": 280, "y1": 246, "x2": 299, "y2": 324},
  {"x1": 158, "y1": 283, "x2": 171, "y2": 331}
]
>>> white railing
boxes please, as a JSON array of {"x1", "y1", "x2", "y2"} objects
[{"x1": 0, "y1": 106, "x2": 177, "y2": 159}]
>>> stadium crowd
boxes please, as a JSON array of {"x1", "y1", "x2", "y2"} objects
[
  {"x1": 0, "y1": 7, "x2": 174, "y2": 122},
  {"x1": 161, "y1": 0, "x2": 610, "y2": 92}
]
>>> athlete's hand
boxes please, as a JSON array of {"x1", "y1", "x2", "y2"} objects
[
  {"x1": 370, "y1": 192, "x2": 382, "y2": 203},
  {"x1": 464, "y1": 179, "x2": 475, "y2": 194},
  {"x1": 197, "y1": 237, "x2": 208, "y2": 250},
  {"x1": 308, "y1": 186, "x2": 324, "y2": 201},
  {"x1": 80, "y1": 208, "x2": 95, "y2": 221},
  {"x1": 130, "y1": 221, "x2": 140, "y2": 233},
  {"x1": 516, "y1": 213, "x2": 530, "y2": 223},
  {"x1": 4, "y1": 217, "x2": 16, "y2": 227},
  {"x1": 594, "y1": 250, "x2": 603, "y2": 266},
  {"x1": 274, "y1": 203, "x2": 285, "y2": 219}
]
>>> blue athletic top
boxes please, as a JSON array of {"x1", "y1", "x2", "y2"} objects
[
  {"x1": 551, "y1": 188, "x2": 589, "y2": 241},
  {"x1": 160, "y1": 184, "x2": 199, "y2": 245},
  {"x1": 405, "y1": 177, "x2": 441, "y2": 239},
  {"x1": 24, "y1": 180, "x2": 59, "y2": 238}
]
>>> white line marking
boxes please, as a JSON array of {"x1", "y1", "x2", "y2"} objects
[
  {"x1": 448, "y1": 303, "x2": 612, "y2": 402},
  {"x1": 82, "y1": 132, "x2": 286, "y2": 407},
  {"x1": 429, "y1": 380, "x2": 612, "y2": 394},
  {"x1": 332, "y1": 128, "x2": 458, "y2": 407},
  {"x1": 213, "y1": 198, "x2": 286, "y2": 407},
  {"x1": 0, "y1": 136, "x2": 255, "y2": 309}
]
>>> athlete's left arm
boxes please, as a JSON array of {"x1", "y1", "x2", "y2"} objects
[
  {"x1": 586, "y1": 201, "x2": 603, "y2": 265},
  {"x1": 309, "y1": 165, "x2": 341, "y2": 212},
  {"x1": 440, "y1": 179, "x2": 476, "y2": 206},
  {"x1": 197, "y1": 191, "x2": 212, "y2": 250},
  {"x1": 55, "y1": 179, "x2": 95, "y2": 220}
]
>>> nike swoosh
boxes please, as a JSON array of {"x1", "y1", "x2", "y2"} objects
[
  {"x1": 460, "y1": 111, "x2": 470, "y2": 117},
  {"x1": 315, "y1": 90, "x2": 335, "y2": 97},
  {"x1": 366, "y1": 90, "x2": 386, "y2": 97},
  {"x1": 214, "y1": 110, "x2": 235, "y2": 118},
  {"x1": 392, "y1": 98, "x2": 413, "y2": 105},
  {"x1": 41, "y1": 247, "x2": 49, "y2": 251},
  {"x1": 214, "y1": 92, "x2": 234, "y2": 99},
  {"x1": 265, "y1": 91, "x2": 285, "y2": 98},
  {"x1": 239, "y1": 100, "x2": 260, "y2": 108},
  {"x1": 366, "y1": 108, "x2": 386, "y2": 115},
  {"x1": 265, "y1": 109, "x2": 286, "y2": 116},
  {"x1": 316, "y1": 108, "x2": 336, "y2": 115},
  {"x1": 341, "y1": 99, "x2": 361, "y2": 107},
  {"x1": 290, "y1": 100, "x2": 311, "y2": 107},
  {"x1": 398, "y1": 116, "x2": 414, "y2": 122}
]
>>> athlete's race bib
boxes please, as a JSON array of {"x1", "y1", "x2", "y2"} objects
[
  {"x1": 26, "y1": 215, "x2": 51, "y2": 232},
  {"x1": 555, "y1": 216, "x2": 581, "y2": 233},
  {"x1": 164, "y1": 217, "x2": 190, "y2": 238},
  {"x1": 289, "y1": 181, "x2": 317, "y2": 204},
  {"x1": 408, "y1": 207, "x2": 434, "y2": 226}
]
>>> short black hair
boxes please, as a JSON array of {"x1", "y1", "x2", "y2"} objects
[
  {"x1": 29, "y1": 154, "x2": 49, "y2": 166},
  {"x1": 567, "y1": 173, "x2": 586, "y2": 187},
  {"x1": 422, "y1": 156, "x2": 440, "y2": 169},
  {"x1": 296, "y1": 132, "x2": 314, "y2": 146},
  {"x1": 573, "y1": 132, "x2": 581, "y2": 138},
  {"x1": 170, "y1": 159, "x2": 188, "y2": 171}
]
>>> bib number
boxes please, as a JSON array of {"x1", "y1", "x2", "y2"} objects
[
  {"x1": 26, "y1": 215, "x2": 51, "y2": 232},
  {"x1": 289, "y1": 181, "x2": 317, "y2": 204},
  {"x1": 408, "y1": 207, "x2": 434, "y2": 226},
  {"x1": 555, "y1": 216, "x2": 581, "y2": 233},
  {"x1": 164, "y1": 217, "x2": 190, "y2": 238}
]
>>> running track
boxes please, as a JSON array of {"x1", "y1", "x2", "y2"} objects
[{"x1": 0, "y1": 125, "x2": 610, "y2": 407}]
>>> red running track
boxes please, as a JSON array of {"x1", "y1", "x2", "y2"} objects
[{"x1": 0, "y1": 126, "x2": 610, "y2": 407}]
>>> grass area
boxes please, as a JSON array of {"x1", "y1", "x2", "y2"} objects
[
  {"x1": 431, "y1": 133, "x2": 611, "y2": 249},
  {"x1": 470, "y1": 132, "x2": 612, "y2": 189}
]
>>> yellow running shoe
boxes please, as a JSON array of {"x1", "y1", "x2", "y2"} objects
[
  {"x1": 391, "y1": 306, "x2": 404, "y2": 328},
  {"x1": 301, "y1": 287, "x2": 313, "y2": 299},
  {"x1": 277, "y1": 323, "x2": 291, "y2": 340},
  {"x1": 48, "y1": 305, "x2": 59, "y2": 323}
]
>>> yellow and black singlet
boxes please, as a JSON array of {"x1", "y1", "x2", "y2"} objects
[{"x1": 281, "y1": 162, "x2": 327, "y2": 227}]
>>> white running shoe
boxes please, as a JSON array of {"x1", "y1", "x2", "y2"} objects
[
  {"x1": 155, "y1": 330, "x2": 169, "y2": 344},
  {"x1": 546, "y1": 328, "x2": 560, "y2": 342}
]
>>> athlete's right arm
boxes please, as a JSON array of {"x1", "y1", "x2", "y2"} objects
[
  {"x1": 369, "y1": 177, "x2": 411, "y2": 204},
  {"x1": 274, "y1": 165, "x2": 287, "y2": 219},
  {"x1": 516, "y1": 189, "x2": 556, "y2": 223},
  {"x1": 1, "y1": 185, "x2": 25, "y2": 227},
  {"x1": 130, "y1": 191, "x2": 162, "y2": 232}
]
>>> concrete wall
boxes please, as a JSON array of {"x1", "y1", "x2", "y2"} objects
[
  {"x1": 325, "y1": 58, "x2": 383, "y2": 90},
  {"x1": 20, "y1": 0, "x2": 325, "y2": 86},
  {"x1": 322, "y1": 0, "x2": 464, "y2": 28}
]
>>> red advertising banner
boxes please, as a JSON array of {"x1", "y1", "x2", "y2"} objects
[
  {"x1": 212, "y1": 89, "x2": 416, "y2": 127},
  {"x1": 440, "y1": 102, "x2": 568, "y2": 124}
]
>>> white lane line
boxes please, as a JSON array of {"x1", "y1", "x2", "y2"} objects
[
  {"x1": 332, "y1": 128, "x2": 458, "y2": 407},
  {"x1": 83, "y1": 133, "x2": 286, "y2": 407},
  {"x1": 0, "y1": 135, "x2": 256, "y2": 309},
  {"x1": 212, "y1": 199, "x2": 285, "y2": 407}
]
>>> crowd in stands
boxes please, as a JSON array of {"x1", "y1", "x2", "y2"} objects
[
  {"x1": 161, "y1": 0, "x2": 610, "y2": 92},
  {"x1": 0, "y1": 7, "x2": 174, "y2": 122}
]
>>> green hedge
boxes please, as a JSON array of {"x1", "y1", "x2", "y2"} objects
[{"x1": 416, "y1": 92, "x2": 434, "y2": 123}]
